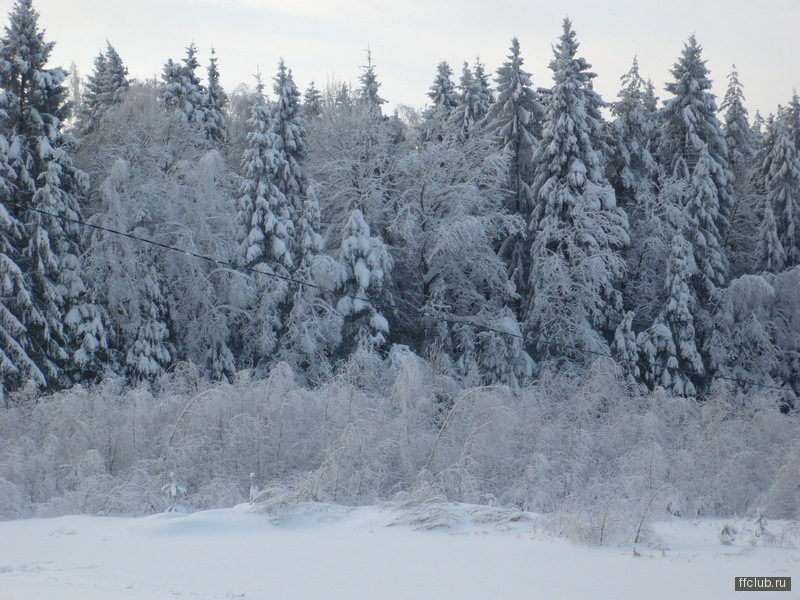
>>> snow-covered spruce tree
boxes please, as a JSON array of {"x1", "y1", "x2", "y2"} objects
[
  {"x1": 238, "y1": 66, "x2": 300, "y2": 271},
  {"x1": 751, "y1": 111, "x2": 767, "y2": 146},
  {"x1": 526, "y1": 19, "x2": 629, "y2": 365},
  {"x1": 608, "y1": 58, "x2": 671, "y2": 331},
  {"x1": 0, "y1": 0, "x2": 107, "y2": 392},
  {"x1": 204, "y1": 47, "x2": 228, "y2": 145},
  {"x1": 759, "y1": 117, "x2": 800, "y2": 268},
  {"x1": 303, "y1": 81, "x2": 323, "y2": 119},
  {"x1": 125, "y1": 256, "x2": 173, "y2": 383},
  {"x1": 263, "y1": 60, "x2": 343, "y2": 375},
  {"x1": 235, "y1": 72, "x2": 296, "y2": 371},
  {"x1": 0, "y1": 135, "x2": 45, "y2": 398},
  {"x1": 686, "y1": 145, "x2": 729, "y2": 297},
  {"x1": 450, "y1": 62, "x2": 475, "y2": 142},
  {"x1": 756, "y1": 199, "x2": 786, "y2": 274},
  {"x1": 608, "y1": 57, "x2": 658, "y2": 209},
  {"x1": 783, "y1": 92, "x2": 800, "y2": 151},
  {"x1": 358, "y1": 49, "x2": 386, "y2": 114},
  {"x1": 637, "y1": 234, "x2": 703, "y2": 396},
  {"x1": 720, "y1": 66, "x2": 759, "y2": 276},
  {"x1": 423, "y1": 61, "x2": 458, "y2": 142},
  {"x1": 278, "y1": 183, "x2": 343, "y2": 384},
  {"x1": 484, "y1": 37, "x2": 545, "y2": 298},
  {"x1": 393, "y1": 135, "x2": 532, "y2": 386},
  {"x1": 336, "y1": 209, "x2": 392, "y2": 352},
  {"x1": 269, "y1": 59, "x2": 306, "y2": 215},
  {"x1": 472, "y1": 58, "x2": 493, "y2": 123},
  {"x1": 79, "y1": 42, "x2": 129, "y2": 134},
  {"x1": 162, "y1": 43, "x2": 210, "y2": 131},
  {"x1": 721, "y1": 67, "x2": 755, "y2": 178},
  {"x1": 612, "y1": 310, "x2": 640, "y2": 387},
  {"x1": 658, "y1": 36, "x2": 731, "y2": 299},
  {"x1": 450, "y1": 59, "x2": 493, "y2": 142}
]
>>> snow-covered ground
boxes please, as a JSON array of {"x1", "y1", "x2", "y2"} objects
[{"x1": 1, "y1": 503, "x2": 797, "y2": 600}]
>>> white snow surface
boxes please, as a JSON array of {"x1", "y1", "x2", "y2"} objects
[{"x1": 1, "y1": 502, "x2": 797, "y2": 600}]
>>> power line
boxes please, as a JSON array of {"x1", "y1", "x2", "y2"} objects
[{"x1": 6, "y1": 200, "x2": 793, "y2": 395}]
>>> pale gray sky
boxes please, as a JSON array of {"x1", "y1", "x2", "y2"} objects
[{"x1": 27, "y1": 0, "x2": 800, "y2": 119}]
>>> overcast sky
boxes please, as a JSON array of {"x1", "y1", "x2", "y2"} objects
[{"x1": 24, "y1": 0, "x2": 800, "y2": 119}]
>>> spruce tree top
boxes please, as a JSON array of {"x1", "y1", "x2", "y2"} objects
[
  {"x1": 609, "y1": 57, "x2": 658, "y2": 199},
  {"x1": 784, "y1": 91, "x2": 800, "y2": 150},
  {"x1": 358, "y1": 49, "x2": 386, "y2": 112},
  {"x1": 80, "y1": 42, "x2": 129, "y2": 133},
  {"x1": 533, "y1": 18, "x2": 613, "y2": 224},
  {"x1": 269, "y1": 59, "x2": 306, "y2": 211},
  {"x1": 659, "y1": 36, "x2": 728, "y2": 174},
  {"x1": 207, "y1": 47, "x2": 228, "y2": 110},
  {"x1": 271, "y1": 59, "x2": 305, "y2": 162},
  {"x1": 720, "y1": 66, "x2": 755, "y2": 171},
  {"x1": 428, "y1": 61, "x2": 458, "y2": 109},
  {"x1": 486, "y1": 37, "x2": 544, "y2": 151},
  {"x1": 0, "y1": 0, "x2": 69, "y2": 136},
  {"x1": 304, "y1": 81, "x2": 323, "y2": 118}
]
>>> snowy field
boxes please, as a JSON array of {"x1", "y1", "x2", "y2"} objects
[{"x1": 1, "y1": 503, "x2": 797, "y2": 600}]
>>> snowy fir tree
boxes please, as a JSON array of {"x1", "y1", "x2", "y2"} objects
[
  {"x1": 637, "y1": 235, "x2": 704, "y2": 396},
  {"x1": 608, "y1": 57, "x2": 658, "y2": 208},
  {"x1": 608, "y1": 58, "x2": 673, "y2": 325},
  {"x1": 783, "y1": 92, "x2": 800, "y2": 151},
  {"x1": 234, "y1": 70, "x2": 299, "y2": 371},
  {"x1": 484, "y1": 37, "x2": 545, "y2": 297},
  {"x1": 611, "y1": 310, "x2": 640, "y2": 386},
  {"x1": 204, "y1": 47, "x2": 228, "y2": 145},
  {"x1": 162, "y1": 43, "x2": 210, "y2": 130},
  {"x1": 756, "y1": 200, "x2": 786, "y2": 274},
  {"x1": 237, "y1": 89, "x2": 295, "y2": 271},
  {"x1": 472, "y1": 58, "x2": 494, "y2": 123},
  {"x1": 450, "y1": 59, "x2": 493, "y2": 142},
  {"x1": 685, "y1": 146, "x2": 729, "y2": 298},
  {"x1": 423, "y1": 61, "x2": 459, "y2": 141},
  {"x1": 304, "y1": 81, "x2": 323, "y2": 119},
  {"x1": 0, "y1": 148, "x2": 46, "y2": 397},
  {"x1": 526, "y1": 19, "x2": 629, "y2": 364},
  {"x1": 358, "y1": 49, "x2": 386, "y2": 113},
  {"x1": 268, "y1": 60, "x2": 307, "y2": 214},
  {"x1": 658, "y1": 35, "x2": 732, "y2": 297},
  {"x1": 720, "y1": 66, "x2": 759, "y2": 275},
  {"x1": 751, "y1": 110, "x2": 767, "y2": 144},
  {"x1": 125, "y1": 259, "x2": 173, "y2": 383},
  {"x1": 278, "y1": 184, "x2": 343, "y2": 384},
  {"x1": 450, "y1": 62, "x2": 476, "y2": 142},
  {"x1": 337, "y1": 209, "x2": 392, "y2": 352},
  {"x1": 0, "y1": 0, "x2": 107, "y2": 392},
  {"x1": 427, "y1": 60, "x2": 459, "y2": 111},
  {"x1": 759, "y1": 117, "x2": 800, "y2": 267},
  {"x1": 79, "y1": 42, "x2": 129, "y2": 134},
  {"x1": 721, "y1": 67, "x2": 755, "y2": 175}
]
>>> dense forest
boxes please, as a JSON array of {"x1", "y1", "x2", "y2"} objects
[{"x1": 1, "y1": 0, "x2": 799, "y2": 535}]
